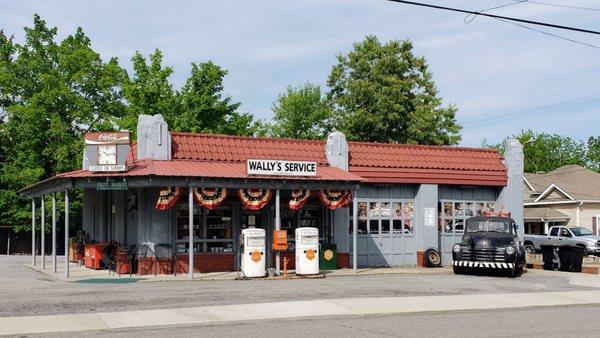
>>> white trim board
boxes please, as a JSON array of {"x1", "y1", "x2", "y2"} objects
[{"x1": 533, "y1": 184, "x2": 574, "y2": 203}]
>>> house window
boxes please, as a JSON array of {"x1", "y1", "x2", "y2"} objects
[{"x1": 175, "y1": 203, "x2": 234, "y2": 254}]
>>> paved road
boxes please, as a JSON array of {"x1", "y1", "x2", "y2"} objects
[
  {"x1": 37, "y1": 304, "x2": 600, "y2": 337},
  {"x1": 2, "y1": 255, "x2": 599, "y2": 317}
]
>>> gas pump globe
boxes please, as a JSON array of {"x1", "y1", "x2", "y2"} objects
[
  {"x1": 295, "y1": 227, "x2": 319, "y2": 275},
  {"x1": 241, "y1": 228, "x2": 266, "y2": 277}
]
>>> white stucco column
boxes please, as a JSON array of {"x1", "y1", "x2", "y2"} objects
[
  {"x1": 52, "y1": 192, "x2": 57, "y2": 273},
  {"x1": 352, "y1": 189, "x2": 358, "y2": 273},
  {"x1": 188, "y1": 187, "x2": 194, "y2": 280},
  {"x1": 31, "y1": 198, "x2": 36, "y2": 267},
  {"x1": 64, "y1": 191, "x2": 70, "y2": 279},
  {"x1": 275, "y1": 189, "x2": 281, "y2": 276},
  {"x1": 41, "y1": 195, "x2": 46, "y2": 269}
]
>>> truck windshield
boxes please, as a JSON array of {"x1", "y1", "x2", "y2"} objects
[
  {"x1": 570, "y1": 227, "x2": 593, "y2": 236},
  {"x1": 466, "y1": 219, "x2": 510, "y2": 233}
]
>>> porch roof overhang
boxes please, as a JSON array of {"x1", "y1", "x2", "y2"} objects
[
  {"x1": 524, "y1": 207, "x2": 570, "y2": 221},
  {"x1": 20, "y1": 159, "x2": 364, "y2": 197}
]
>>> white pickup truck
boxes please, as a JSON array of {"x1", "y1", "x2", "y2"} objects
[{"x1": 523, "y1": 226, "x2": 600, "y2": 256}]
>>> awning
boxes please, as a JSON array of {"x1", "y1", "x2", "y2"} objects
[
  {"x1": 524, "y1": 207, "x2": 570, "y2": 221},
  {"x1": 20, "y1": 159, "x2": 364, "y2": 197}
]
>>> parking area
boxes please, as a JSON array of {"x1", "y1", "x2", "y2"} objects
[{"x1": 2, "y1": 255, "x2": 599, "y2": 318}]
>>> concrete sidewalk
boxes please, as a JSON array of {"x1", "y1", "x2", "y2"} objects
[
  {"x1": 27, "y1": 258, "x2": 451, "y2": 282},
  {"x1": 3, "y1": 290, "x2": 600, "y2": 336}
]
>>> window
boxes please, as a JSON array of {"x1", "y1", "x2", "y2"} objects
[
  {"x1": 550, "y1": 228, "x2": 559, "y2": 236},
  {"x1": 560, "y1": 228, "x2": 571, "y2": 237},
  {"x1": 175, "y1": 203, "x2": 234, "y2": 254},
  {"x1": 351, "y1": 199, "x2": 414, "y2": 235},
  {"x1": 439, "y1": 200, "x2": 496, "y2": 234}
]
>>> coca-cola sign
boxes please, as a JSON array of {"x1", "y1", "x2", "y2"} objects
[{"x1": 85, "y1": 132, "x2": 130, "y2": 145}]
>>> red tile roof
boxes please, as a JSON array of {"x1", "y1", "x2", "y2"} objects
[
  {"x1": 171, "y1": 132, "x2": 328, "y2": 165},
  {"x1": 166, "y1": 133, "x2": 507, "y2": 186}
]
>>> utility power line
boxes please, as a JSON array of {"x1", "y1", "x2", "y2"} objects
[
  {"x1": 522, "y1": 1, "x2": 600, "y2": 12},
  {"x1": 462, "y1": 92, "x2": 600, "y2": 127},
  {"x1": 385, "y1": 0, "x2": 600, "y2": 35}
]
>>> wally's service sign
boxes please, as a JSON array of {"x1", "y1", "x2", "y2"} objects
[{"x1": 247, "y1": 159, "x2": 317, "y2": 177}]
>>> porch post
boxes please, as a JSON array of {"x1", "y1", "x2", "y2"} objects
[
  {"x1": 188, "y1": 187, "x2": 194, "y2": 279},
  {"x1": 32, "y1": 198, "x2": 36, "y2": 267},
  {"x1": 64, "y1": 191, "x2": 70, "y2": 279},
  {"x1": 543, "y1": 220, "x2": 549, "y2": 235},
  {"x1": 275, "y1": 189, "x2": 281, "y2": 276},
  {"x1": 41, "y1": 195, "x2": 46, "y2": 269},
  {"x1": 352, "y1": 188, "x2": 358, "y2": 273},
  {"x1": 52, "y1": 192, "x2": 57, "y2": 273}
]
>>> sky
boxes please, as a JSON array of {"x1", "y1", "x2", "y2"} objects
[{"x1": 1, "y1": 0, "x2": 599, "y2": 146}]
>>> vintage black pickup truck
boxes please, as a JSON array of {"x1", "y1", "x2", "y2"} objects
[{"x1": 452, "y1": 216, "x2": 526, "y2": 277}]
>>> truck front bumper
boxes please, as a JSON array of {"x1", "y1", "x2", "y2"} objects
[{"x1": 453, "y1": 260, "x2": 515, "y2": 269}]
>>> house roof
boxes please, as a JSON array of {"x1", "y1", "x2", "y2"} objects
[
  {"x1": 524, "y1": 207, "x2": 570, "y2": 220},
  {"x1": 524, "y1": 165, "x2": 600, "y2": 201},
  {"x1": 168, "y1": 133, "x2": 507, "y2": 186}
]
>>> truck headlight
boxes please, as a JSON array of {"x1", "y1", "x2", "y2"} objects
[
  {"x1": 505, "y1": 246, "x2": 515, "y2": 255},
  {"x1": 453, "y1": 244, "x2": 462, "y2": 253}
]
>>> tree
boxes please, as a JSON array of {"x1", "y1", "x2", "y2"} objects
[
  {"x1": 492, "y1": 130, "x2": 587, "y2": 173},
  {"x1": 120, "y1": 50, "x2": 180, "y2": 137},
  {"x1": 121, "y1": 55, "x2": 257, "y2": 137},
  {"x1": 327, "y1": 35, "x2": 461, "y2": 145},
  {"x1": 0, "y1": 15, "x2": 126, "y2": 232},
  {"x1": 173, "y1": 61, "x2": 250, "y2": 134},
  {"x1": 586, "y1": 136, "x2": 600, "y2": 172},
  {"x1": 261, "y1": 83, "x2": 331, "y2": 140}
]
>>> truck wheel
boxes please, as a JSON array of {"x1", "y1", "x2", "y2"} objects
[
  {"x1": 510, "y1": 265, "x2": 523, "y2": 278},
  {"x1": 525, "y1": 245, "x2": 535, "y2": 255},
  {"x1": 424, "y1": 248, "x2": 442, "y2": 267}
]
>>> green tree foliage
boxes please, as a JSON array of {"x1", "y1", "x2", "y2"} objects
[
  {"x1": 586, "y1": 136, "x2": 600, "y2": 172},
  {"x1": 1, "y1": 16, "x2": 256, "y2": 233},
  {"x1": 121, "y1": 53, "x2": 256, "y2": 136},
  {"x1": 119, "y1": 50, "x2": 180, "y2": 136},
  {"x1": 0, "y1": 15, "x2": 127, "y2": 232},
  {"x1": 491, "y1": 130, "x2": 590, "y2": 173},
  {"x1": 261, "y1": 83, "x2": 331, "y2": 140},
  {"x1": 327, "y1": 35, "x2": 461, "y2": 145}
]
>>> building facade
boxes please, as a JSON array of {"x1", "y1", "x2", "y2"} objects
[{"x1": 21, "y1": 114, "x2": 524, "y2": 276}]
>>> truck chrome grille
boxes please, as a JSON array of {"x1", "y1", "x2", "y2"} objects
[{"x1": 461, "y1": 248, "x2": 505, "y2": 262}]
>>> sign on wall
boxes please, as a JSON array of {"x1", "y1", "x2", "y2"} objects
[
  {"x1": 96, "y1": 179, "x2": 128, "y2": 191},
  {"x1": 247, "y1": 159, "x2": 317, "y2": 177},
  {"x1": 424, "y1": 207, "x2": 435, "y2": 227}
]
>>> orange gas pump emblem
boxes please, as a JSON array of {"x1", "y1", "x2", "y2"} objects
[
  {"x1": 306, "y1": 248, "x2": 316, "y2": 260},
  {"x1": 251, "y1": 250, "x2": 262, "y2": 263}
]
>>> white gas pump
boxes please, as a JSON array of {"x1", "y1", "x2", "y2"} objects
[
  {"x1": 240, "y1": 228, "x2": 266, "y2": 277},
  {"x1": 295, "y1": 227, "x2": 319, "y2": 275}
]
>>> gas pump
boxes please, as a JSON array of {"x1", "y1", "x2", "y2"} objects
[
  {"x1": 295, "y1": 227, "x2": 319, "y2": 275},
  {"x1": 240, "y1": 228, "x2": 266, "y2": 277}
]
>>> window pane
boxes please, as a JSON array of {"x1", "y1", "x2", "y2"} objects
[
  {"x1": 393, "y1": 202, "x2": 402, "y2": 219},
  {"x1": 454, "y1": 202, "x2": 465, "y2": 217},
  {"x1": 403, "y1": 202, "x2": 414, "y2": 218},
  {"x1": 475, "y1": 203, "x2": 484, "y2": 216},
  {"x1": 393, "y1": 220, "x2": 403, "y2": 234},
  {"x1": 381, "y1": 219, "x2": 391, "y2": 234},
  {"x1": 443, "y1": 202, "x2": 453, "y2": 217},
  {"x1": 381, "y1": 202, "x2": 391, "y2": 219},
  {"x1": 465, "y1": 202, "x2": 475, "y2": 217},
  {"x1": 453, "y1": 219, "x2": 464, "y2": 232},
  {"x1": 442, "y1": 219, "x2": 452, "y2": 233},
  {"x1": 369, "y1": 202, "x2": 378, "y2": 219},
  {"x1": 403, "y1": 219, "x2": 414, "y2": 234},
  {"x1": 369, "y1": 219, "x2": 379, "y2": 234},
  {"x1": 358, "y1": 202, "x2": 367, "y2": 234},
  {"x1": 486, "y1": 202, "x2": 495, "y2": 212}
]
